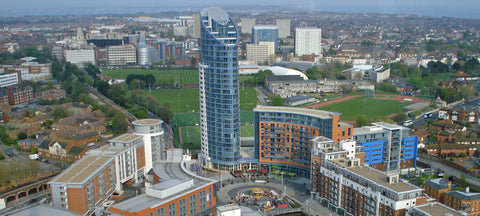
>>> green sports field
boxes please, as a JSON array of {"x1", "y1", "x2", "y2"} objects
[
  {"x1": 102, "y1": 68, "x2": 199, "y2": 84},
  {"x1": 319, "y1": 97, "x2": 413, "y2": 121},
  {"x1": 240, "y1": 124, "x2": 254, "y2": 137},
  {"x1": 148, "y1": 88, "x2": 200, "y2": 113}
]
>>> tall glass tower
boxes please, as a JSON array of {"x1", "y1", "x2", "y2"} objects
[{"x1": 199, "y1": 7, "x2": 240, "y2": 169}]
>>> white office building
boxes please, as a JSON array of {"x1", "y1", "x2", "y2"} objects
[
  {"x1": 276, "y1": 19, "x2": 291, "y2": 38},
  {"x1": 295, "y1": 27, "x2": 322, "y2": 57},
  {"x1": 65, "y1": 49, "x2": 95, "y2": 67}
]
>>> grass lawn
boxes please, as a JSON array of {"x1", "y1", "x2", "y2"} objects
[
  {"x1": 180, "y1": 126, "x2": 201, "y2": 149},
  {"x1": 240, "y1": 87, "x2": 259, "y2": 110},
  {"x1": 433, "y1": 72, "x2": 451, "y2": 85},
  {"x1": 148, "y1": 87, "x2": 258, "y2": 113},
  {"x1": 148, "y1": 89, "x2": 200, "y2": 113},
  {"x1": 239, "y1": 75, "x2": 254, "y2": 84},
  {"x1": 240, "y1": 124, "x2": 254, "y2": 137},
  {"x1": 102, "y1": 68, "x2": 199, "y2": 84},
  {"x1": 319, "y1": 97, "x2": 413, "y2": 121}
]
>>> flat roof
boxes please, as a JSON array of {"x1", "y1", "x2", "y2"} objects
[
  {"x1": 217, "y1": 204, "x2": 240, "y2": 212},
  {"x1": 372, "y1": 122, "x2": 409, "y2": 131},
  {"x1": 347, "y1": 165, "x2": 418, "y2": 193},
  {"x1": 353, "y1": 126, "x2": 388, "y2": 135},
  {"x1": 8, "y1": 203, "x2": 82, "y2": 216},
  {"x1": 52, "y1": 155, "x2": 114, "y2": 184},
  {"x1": 109, "y1": 134, "x2": 142, "y2": 143},
  {"x1": 414, "y1": 202, "x2": 464, "y2": 216},
  {"x1": 132, "y1": 119, "x2": 163, "y2": 126},
  {"x1": 111, "y1": 162, "x2": 215, "y2": 212},
  {"x1": 254, "y1": 105, "x2": 339, "y2": 119}
]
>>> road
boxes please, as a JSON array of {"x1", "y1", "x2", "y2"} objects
[{"x1": 417, "y1": 156, "x2": 480, "y2": 188}]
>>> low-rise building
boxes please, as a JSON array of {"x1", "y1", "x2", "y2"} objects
[
  {"x1": 444, "y1": 191, "x2": 480, "y2": 215},
  {"x1": 423, "y1": 178, "x2": 452, "y2": 203},
  {"x1": 40, "y1": 89, "x2": 66, "y2": 101},
  {"x1": 0, "y1": 71, "x2": 21, "y2": 87},
  {"x1": 407, "y1": 202, "x2": 467, "y2": 216},
  {"x1": 439, "y1": 107, "x2": 480, "y2": 125}
]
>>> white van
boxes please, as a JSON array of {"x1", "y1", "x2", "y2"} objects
[{"x1": 403, "y1": 120, "x2": 413, "y2": 126}]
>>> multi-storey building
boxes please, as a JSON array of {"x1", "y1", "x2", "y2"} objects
[
  {"x1": 49, "y1": 133, "x2": 146, "y2": 215},
  {"x1": 353, "y1": 123, "x2": 418, "y2": 172},
  {"x1": 240, "y1": 18, "x2": 256, "y2": 34},
  {"x1": 108, "y1": 162, "x2": 217, "y2": 216},
  {"x1": 246, "y1": 44, "x2": 270, "y2": 64},
  {"x1": 199, "y1": 7, "x2": 240, "y2": 170},
  {"x1": 252, "y1": 25, "x2": 278, "y2": 50},
  {"x1": 64, "y1": 49, "x2": 96, "y2": 67},
  {"x1": 40, "y1": 88, "x2": 66, "y2": 101},
  {"x1": 137, "y1": 45, "x2": 159, "y2": 66},
  {"x1": 295, "y1": 27, "x2": 322, "y2": 58},
  {"x1": 192, "y1": 13, "x2": 201, "y2": 38},
  {"x1": 8, "y1": 86, "x2": 34, "y2": 105},
  {"x1": 310, "y1": 136, "x2": 427, "y2": 216},
  {"x1": 106, "y1": 45, "x2": 136, "y2": 66},
  {"x1": 0, "y1": 71, "x2": 20, "y2": 87},
  {"x1": 254, "y1": 106, "x2": 353, "y2": 176},
  {"x1": 276, "y1": 19, "x2": 291, "y2": 38},
  {"x1": 154, "y1": 41, "x2": 185, "y2": 60},
  {"x1": 0, "y1": 62, "x2": 51, "y2": 81},
  {"x1": 444, "y1": 191, "x2": 480, "y2": 215},
  {"x1": 132, "y1": 119, "x2": 165, "y2": 173}
]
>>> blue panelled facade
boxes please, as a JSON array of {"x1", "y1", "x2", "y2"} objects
[
  {"x1": 199, "y1": 7, "x2": 240, "y2": 169},
  {"x1": 353, "y1": 123, "x2": 418, "y2": 172}
]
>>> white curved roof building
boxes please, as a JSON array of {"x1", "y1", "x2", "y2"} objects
[{"x1": 238, "y1": 64, "x2": 308, "y2": 80}]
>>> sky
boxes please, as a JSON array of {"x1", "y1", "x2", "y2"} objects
[{"x1": 1, "y1": 0, "x2": 479, "y2": 19}]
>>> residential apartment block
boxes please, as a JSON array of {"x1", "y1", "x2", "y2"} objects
[
  {"x1": 353, "y1": 123, "x2": 418, "y2": 172},
  {"x1": 423, "y1": 178, "x2": 480, "y2": 215},
  {"x1": 108, "y1": 162, "x2": 217, "y2": 216},
  {"x1": 295, "y1": 27, "x2": 322, "y2": 58},
  {"x1": 49, "y1": 133, "x2": 146, "y2": 215},
  {"x1": 0, "y1": 71, "x2": 20, "y2": 88},
  {"x1": 310, "y1": 136, "x2": 427, "y2": 216},
  {"x1": 254, "y1": 106, "x2": 353, "y2": 177},
  {"x1": 0, "y1": 62, "x2": 51, "y2": 81},
  {"x1": 276, "y1": 19, "x2": 291, "y2": 38}
]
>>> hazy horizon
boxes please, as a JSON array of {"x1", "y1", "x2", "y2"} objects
[{"x1": 1, "y1": 0, "x2": 479, "y2": 19}]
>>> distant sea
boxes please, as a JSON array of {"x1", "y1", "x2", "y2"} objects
[{"x1": 0, "y1": 5, "x2": 478, "y2": 20}]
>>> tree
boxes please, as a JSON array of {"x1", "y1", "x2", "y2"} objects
[
  {"x1": 30, "y1": 147, "x2": 38, "y2": 154},
  {"x1": 458, "y1": 86, "x2": 475, "y2": 99},
  {"x1": 458, "y1": 174, "x2": 467, "y2": 187},
  {"x1": 392, "y1": 112, "x2": 408, "y2": 124},
  {"x1": 136, "y1": 109, "x2": 148, "y2": 119},
  {"x1": 17, "y1": 132, "x2": 27, "y2": 140},
  {"x1": 356, "y1": 115, "x2": 369, "y2": 127},
  {"x1": 53, "y1": 108, "x2": 68, "y2": 120},
  {"x1": 268, "y1": 95, "x2": 283, "y2": 106},
  {"x1": 111, "y1": 113, "x2": 129, "y2": 134}
]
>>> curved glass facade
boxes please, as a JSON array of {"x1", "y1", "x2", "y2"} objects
[{"x1": 199, "y1": 7, "x2": 240, "y2": 168}]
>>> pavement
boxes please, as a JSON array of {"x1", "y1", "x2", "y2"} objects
[{"x1": 417, "y1": 155, "x2": 480, "y2": 188}]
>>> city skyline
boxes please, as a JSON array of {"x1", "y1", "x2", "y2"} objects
[{"x1": 1, "y1": 0, "x2": 480, "y2": 19}]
